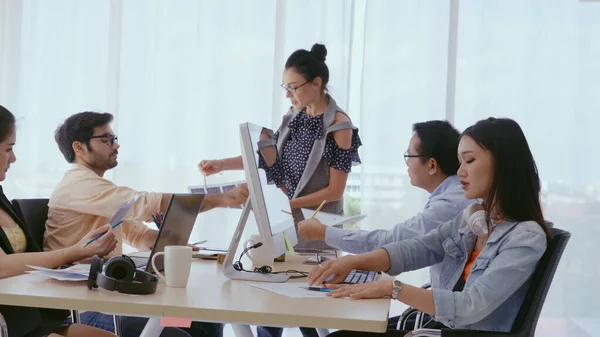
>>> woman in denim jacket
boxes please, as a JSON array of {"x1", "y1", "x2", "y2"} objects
[{"x1": 308, "y1": 117, "x2": 552, "y2": 335}]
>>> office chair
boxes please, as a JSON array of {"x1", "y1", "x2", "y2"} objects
[
  {"x1": 11, "y1": 198, "x2": 49, "y2": 249},
  {"x1": 398, "y1": 227, "x2": 570, "y2": 337},
  {"x1": 10, "y1": 198, "x2": 74, "y2": 323},
  {"x1": 10, "y1": 198, "x2": 122, "y2": 336}
]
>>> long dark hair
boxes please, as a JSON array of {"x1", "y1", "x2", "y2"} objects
[
  {"x1": 0, "y1": 105, "x2": 16, "y2": 142},
  {"x1": 462, "y1": 117, "x2": 551, "y2": 240}
]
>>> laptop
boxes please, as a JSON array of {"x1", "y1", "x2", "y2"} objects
[{"x1": 130, "y1": 194, "x2": 205, "y2": 273}]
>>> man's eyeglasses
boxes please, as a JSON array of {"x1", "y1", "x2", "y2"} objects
[
  {"x1": 404, "y1": 151, "x2": 428, "y2": 165},
  {"x1": 90, "y1": 134, "x2": 118, "y2": 146},
  {"x1": 280, "y1": 80, "x2": 309, "y2": 94}
]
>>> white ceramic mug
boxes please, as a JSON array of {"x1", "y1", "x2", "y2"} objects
[
  {"x1": 243, "y1": 234, "x2": 273, "y2": 268},
  {"x1": 151, "y1": 245, "x2": 192, "y2": 288}
]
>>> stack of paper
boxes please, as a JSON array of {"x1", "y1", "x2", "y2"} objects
[{"x1": 26, "y1": 264, "x2": 91, "y2": 281}]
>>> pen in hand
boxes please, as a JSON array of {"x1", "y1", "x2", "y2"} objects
[
  {"x1": 201, "y1": 162, "x2": 208, "y2": 192},
  {"x1": 82, "y1": 221, "x2": 123, "y2": 248},
  {"x1": 310, "y1": 200, "x2": 327, "y2": 219}
]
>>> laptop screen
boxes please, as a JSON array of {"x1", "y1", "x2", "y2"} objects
[{"x1": 145, "y1": 194, "x2": 205, "y2": 273}]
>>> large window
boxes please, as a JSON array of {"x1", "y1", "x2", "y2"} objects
[
  {"x1": 454, "y1": 1, "x2": 600, "y2": 335},
  {"x1": 1, "y1": 1, "x2": 598, "y2": 335}
]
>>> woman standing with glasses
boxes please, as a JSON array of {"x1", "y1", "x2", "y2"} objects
[
  {"x1": 200, "y1": 43, "x2": 362, "y2": 215},
  {"x1": 199, "y1": 44, "x2": 362, "y2": 337}
]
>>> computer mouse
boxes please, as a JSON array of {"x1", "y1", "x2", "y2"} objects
[
  {"x1": 304, "y1": 255, "x2": 331, "y2": 265},
  {"x1": 318, "y1": 256, "x2": 330, "y2": 263}
]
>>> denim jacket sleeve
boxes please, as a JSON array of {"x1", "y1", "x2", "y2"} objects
[
  {"x1": 432, "y1": 222, "x2": 547, "y2": 327},
  {"x1": 381, "y1": 212, "x2": 459, "y2": 275},
  {"x1": 326, "y1": 197, "x2": 464, "y2": 254}
]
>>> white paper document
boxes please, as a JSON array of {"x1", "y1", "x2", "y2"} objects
[
  {"x1": 26, "y1": 264, "x2": 91, "y2": 281},
  {"x1": 300, "y1": 209, "x2": 366, "y2": 227},
  {"x1": 247, "y1": 282, "x2": 330, "y2": 298},
  {"x1": 108, "y1": 194, "x2": 138, "y2": 226},
  {"x1": 26, "y1": 271, "x2": 88, "y2": 281}
]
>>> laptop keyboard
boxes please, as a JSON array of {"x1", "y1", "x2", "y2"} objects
[
  {"x1": 130, "y1": 256, "x2": 148, "y2": 269},
  {"x1": 342, "y1": 269, "x2": 378, "y2": 284}
]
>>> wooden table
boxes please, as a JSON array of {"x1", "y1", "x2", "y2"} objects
[{"x1": 0, "y1": 254, "x2": 395, "y2": 337}]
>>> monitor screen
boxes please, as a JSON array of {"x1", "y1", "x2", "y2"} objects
[{"x1": 240, "y1": 122, "x2": 297, "y2": 258}]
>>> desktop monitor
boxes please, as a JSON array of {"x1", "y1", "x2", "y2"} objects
[
  {"x1": 222, "y1": 122, "x2": 298, "y2": 282},
  {"x1": 240, "y1": 122, "x2": 298, "y2": 259}
]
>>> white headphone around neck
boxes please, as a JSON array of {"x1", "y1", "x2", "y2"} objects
[{"x1": 468, "y1": 210, "x2": 492, "y2": 236}]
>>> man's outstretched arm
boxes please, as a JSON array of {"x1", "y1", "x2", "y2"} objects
[{"x1": 199, "y1": 184, "x2": 249, "y2": 212}]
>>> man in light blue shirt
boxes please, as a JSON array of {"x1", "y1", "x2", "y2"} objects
[{"x1": 298, "y1": 120, "x2": 475, "y2": 268}]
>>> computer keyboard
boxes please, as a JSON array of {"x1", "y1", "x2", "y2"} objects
[{"x1": 342, "y1": 269, "x2": 378, "y2": 284}]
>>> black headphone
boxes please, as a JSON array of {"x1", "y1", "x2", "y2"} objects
[{"x1": 87, "y1": 255, "x2": 158, "y2": 295}]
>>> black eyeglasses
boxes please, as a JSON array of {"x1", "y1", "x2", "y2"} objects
[
  {"x1": 90, "y1": 134, "x2": 118, "y2": 146},
  {"x1": 403, "y1": 151, "x2": 428, "y2": 165},
  {"x1": 280, "y1": 80, "x2": 309, "y2": 94}
]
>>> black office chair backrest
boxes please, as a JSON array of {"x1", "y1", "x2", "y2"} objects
[
  {"x1": 11, "y1": 198, "x2": 50, "y2": 250},
  {"x1": 509, "y1": 227, "x2": 571, "y2": 337},
  {"x1": 10, "y1": 198, "x2": 71, "y2": 321}
]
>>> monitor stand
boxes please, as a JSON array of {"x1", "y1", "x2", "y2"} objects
[{"x1": 222, "y1": 199, "x2": 290, "y2": 282}]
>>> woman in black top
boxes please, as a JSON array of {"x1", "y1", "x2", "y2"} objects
[{"x1": 0, "y1": 105, "x2": 118, "y2": 337}]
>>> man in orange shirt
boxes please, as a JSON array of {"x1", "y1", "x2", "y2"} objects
[{"x1": 46, "y1": 111, "x2": 246, "y2": 337}]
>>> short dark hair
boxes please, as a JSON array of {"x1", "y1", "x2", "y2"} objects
[
  {"x1": 462, "y1": 117, "x2": 551, "y2": 240},
  {"x1": 0, "y1": 105, "x2": 16, "y2": 143},
  {"x1": 55, "y1": 112, "x2": 113, "y2": 163},
  {"x1": 285, "y1": 43, "x2": 330, "y2": 91},
  {"x1": 412, "y1": 120, "x2": 460, "y2": 176}
]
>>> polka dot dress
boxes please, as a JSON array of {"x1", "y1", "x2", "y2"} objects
[{"x1": 258, "y1": 110, "x2": 362, "y2": 199}]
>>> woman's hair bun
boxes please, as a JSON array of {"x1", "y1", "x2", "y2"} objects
[{"x1": 310, "y1": 43, "x2": 327, "y2": 62}]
